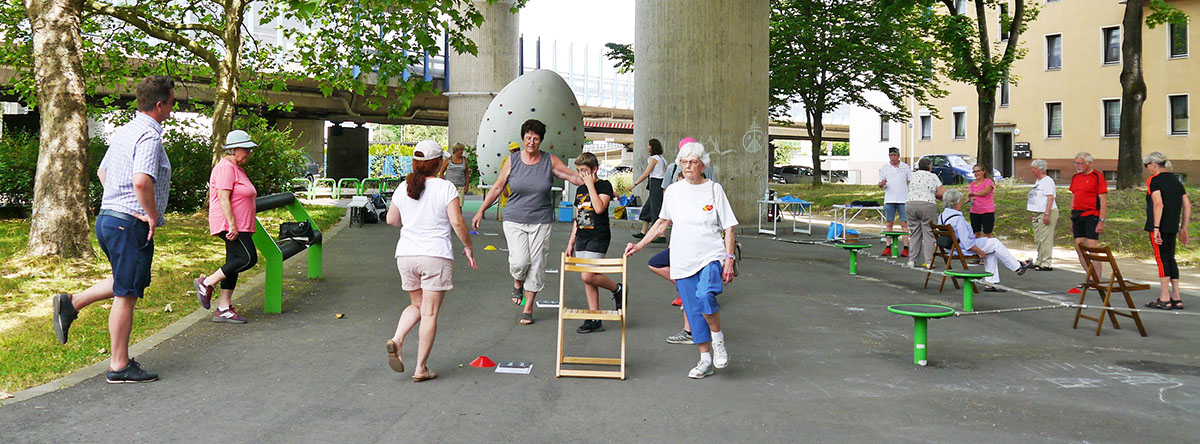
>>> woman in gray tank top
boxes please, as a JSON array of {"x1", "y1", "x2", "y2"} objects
[
  {"x1": 472, "y1": 119, "x2": 582, "y2": 325},
  {"x1": 439, "y1": 143, "x2": 470, "y2": 207}
]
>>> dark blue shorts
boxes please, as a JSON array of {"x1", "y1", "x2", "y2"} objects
[
  {"x1": 648, "y1": 248, "x2": 670, "y2": 269},
  {"x1": 96, "y1": 213, "x2": 154, "y2": 298}
]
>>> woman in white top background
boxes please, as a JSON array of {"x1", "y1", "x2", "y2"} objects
[
  {"x1": 625, "y1": 142, "x2": 737, "y2": 379},
  {"x1": 385, "y1": 140, "x2": 477, "y2": 382},
  {"x1": 632, "y1": 138, "x2": 667, "y2": 243},
  {"x1": 1026, "y1": 159, "x2": 1059, "y2": 271}
]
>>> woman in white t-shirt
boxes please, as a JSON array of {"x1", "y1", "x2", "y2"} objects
[
  {"x1": 384, "y1": 140, "x2": 477, "y2": 382},
  {"x1": 632, "y1": 138, "x2": 667, "y2": 242},
  {"x1": 1026, "y1": 159, "x2": 1059, "y2": 271},
  {"x1": 624, "y1": 142, "x2": 737, "y2": 380}
]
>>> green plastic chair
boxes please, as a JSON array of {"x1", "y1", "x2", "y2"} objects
[
  {"x1": 887, "y1": 304, "x2": 956, "y2": 366},
  {"x1": 835, "y1": 243, "x2": 872, "y2": 275}
]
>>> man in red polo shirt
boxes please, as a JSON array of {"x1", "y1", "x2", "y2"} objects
[{"x1": 1069, "y1": 152, "x2": 1108, "y2": 283}]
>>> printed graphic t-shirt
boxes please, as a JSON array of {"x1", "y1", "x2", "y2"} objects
[{"x1": 574, "y1": 179, "x2": 616, "y2": 242}]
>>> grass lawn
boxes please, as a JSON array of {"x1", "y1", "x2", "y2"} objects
[
  {"x1": 0, "y1": 206, "x2": 344, "y2": 394},
  {"x1": 770, "y1": 182, "x2": 1200, "y2": 267}
]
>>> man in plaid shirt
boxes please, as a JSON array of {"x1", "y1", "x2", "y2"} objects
[{"x1": 52, "y1": 76, "x2": 175, "y2": 384}]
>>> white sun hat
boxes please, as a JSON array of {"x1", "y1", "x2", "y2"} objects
[{"x1": 223, "y1": 130, "x2": 257, "y2": 150}]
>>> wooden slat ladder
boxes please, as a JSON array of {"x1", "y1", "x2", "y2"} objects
[
  {"x1": 556, "y1": 253, "x2": 627, "y2": 380},
  {"x1": 925, "y1": 222, "x2": 971, "y2": 293},
  {"x1": 1072, "y1": 245, "x2": 1149, "y2": 336}
]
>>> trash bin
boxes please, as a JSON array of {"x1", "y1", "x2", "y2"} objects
[{"x1": 557, "y1": 201, "x2": 573, "y2": 222}]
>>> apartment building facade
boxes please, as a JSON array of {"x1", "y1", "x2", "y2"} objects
[{"x1": 898, "y1": 0, "x2": 1198, "y2": 184}]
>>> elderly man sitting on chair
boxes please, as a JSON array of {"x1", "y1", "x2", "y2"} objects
[{"x1": 938, "y1": 189, "x2": 1032, "y2": 292}]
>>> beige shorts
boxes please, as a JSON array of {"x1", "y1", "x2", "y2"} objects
[{"x1": 395, "y1": 256, "x2": 454, "y2": 291}]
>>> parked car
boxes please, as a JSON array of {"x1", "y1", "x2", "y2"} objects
[
  {"x1": 917, "y1": 154, "x2": 1003, "y2": 185},
  {"x1": 300, "y1": 154, "x2": 322, "y2": 183},
  {"x1": 772, "y1": 165, "x2": 813, "y2": 184}
]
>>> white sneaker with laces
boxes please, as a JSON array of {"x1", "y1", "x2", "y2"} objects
[
  {"x1": 712, "y1": 340, "x2": 728, "y2": 368},
  {"x1": 688, "y1": 360, "x2": 714, "y2": 379}
]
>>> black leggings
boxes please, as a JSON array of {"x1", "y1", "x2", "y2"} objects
[
  {"x1": 219, "y1": 232, "x2": 258, "y2": 290},
  {"x1": 1151, "y1": 231, "x2": 1180, "y2": 279}
]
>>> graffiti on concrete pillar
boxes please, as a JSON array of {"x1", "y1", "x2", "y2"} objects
[{"x1": 743, "y1": 115, "x2": 766, "y2": 154}]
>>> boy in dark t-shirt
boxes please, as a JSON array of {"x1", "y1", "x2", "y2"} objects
[{"x1": 565, "y1": 153, "x2": 625, "y2": 333}]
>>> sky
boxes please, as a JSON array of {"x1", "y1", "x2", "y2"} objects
[{"x1": 517, "y1": 0, "x2": 634, "y2": 78}]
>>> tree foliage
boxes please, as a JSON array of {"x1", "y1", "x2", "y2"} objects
[
  {"x1": 770, "y1": 0, "x2": 943, "y2": 186},
  {"x1": 893, "y1": 0, "x2": 1038, "y2": 171},
  {"x1": 604, "y1": 42, "x2": 634, "y2": 74}
]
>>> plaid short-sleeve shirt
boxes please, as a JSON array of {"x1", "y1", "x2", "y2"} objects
[{"x1": 99, "y1": 113, "x2": 171, "y2": 226}]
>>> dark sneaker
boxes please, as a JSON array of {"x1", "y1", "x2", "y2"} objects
[
  {"x1": 576, "y1": 320, "x2": 604, "y2": 333},
  {"x1": 632, "y1": 232, "x2": 645, "y2": 239},
  {"x1": 52, "y1": 293, "x2": 77, "y2": 344},
  {"x1": 650, "y1": 237, "x2": 666, "y2": 244},
  {"x1": 106, "y1": 359, "x2": 158, "y2": 383},
  {"x1": 1016, "y1": 259, "x2": 1033, "y2": 276},
  {"x1": 611, "y1": 283, "x2": 624, "y2": 311},
  {"x1": 213, "y1": 306, "x2": 247, "y2": 324},
  {"x1": 193, "y1": 276, "x2": 213, "y2": 309}
]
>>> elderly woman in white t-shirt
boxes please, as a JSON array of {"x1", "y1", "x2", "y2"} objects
[
  {"x1": 1026, "y1": 159, "x2": 1059, "y2": 271},
  {"x1": 384, "y1": 140, "x2": 477, "y2": 382},
  {"x1": 625, "y1": 142, "x2": 737, "y2": 379}
]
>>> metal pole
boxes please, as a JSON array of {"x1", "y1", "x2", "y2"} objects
[
  {"x1": 536, "y1": 36, "x2": 541, "y2": 69},
  {"x1": 519, "y1": 34, "x2": 525, "y2": 76}
]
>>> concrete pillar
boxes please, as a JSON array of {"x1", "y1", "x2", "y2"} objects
[
  {"x1": 447, "y1": 1, "x2": 519, "y2": 150},
  {"x1": 275, "y1": 118, "x2": 326, "y2": 171},
  {"x1": 634, "y1": 0, "x2": 770, "y2": 221}
]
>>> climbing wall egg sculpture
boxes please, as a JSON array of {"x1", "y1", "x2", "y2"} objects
[{"x1": 476, "y1": 69, "x2": 585, "y2": 185}]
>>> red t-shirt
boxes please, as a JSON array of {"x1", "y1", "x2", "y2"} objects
[{"x1": 1069, "y1": 169, "x2": 1106, "y2": 217}]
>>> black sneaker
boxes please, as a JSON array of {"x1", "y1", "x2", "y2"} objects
[
  {"x1": 611, "y1": 283, "x2": 624, "y2": 311},
  {"x1": 105, "y1": 359, "x2": 158, "y2": 384},
  {"x1": 53, "y1": 293, "x2": 77, "y2": 344},
  {"x1": 650, "y1": 237, "x2": 666, "y2": 244},
  {"x1": 576, "y1": 320, "x2": 604, "y2": 334},
  {"x1": 632, "y1": 232, "x2": 645, "y2": 239}
]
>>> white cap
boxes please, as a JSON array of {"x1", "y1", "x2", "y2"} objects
[
  {"x1": 223, "y1": 130, "x2": 257, "y2": 150},
  {"x1": 413, "y1": 140, "x2": 443, "y2": 161}
]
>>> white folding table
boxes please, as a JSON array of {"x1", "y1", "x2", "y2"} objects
[
  {"x1": 831, "y1": 204, "x2": 885, "y2": 241},
  {"x1": 757, "y1": 199, "x2": 812, "y2": 235}
]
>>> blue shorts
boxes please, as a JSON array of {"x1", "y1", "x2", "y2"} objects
[
  {"x1": 884, "y1": 203, "x2": 907, "y2": 222},
  {"x1": 674, "y1": 261, "x2": 723, "y2": 344},
  {"x1": 96, "y1": 213, "x2": 154, "y2": 298},
  {"x1": 648, "y1": 248, "x2": 670, "y2": 269}
]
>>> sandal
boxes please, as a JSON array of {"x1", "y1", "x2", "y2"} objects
[
  {"x1": 1032, "y1": 265, "x2": 1053, "y2": 271},
  {"x1": 412, "y1": 370, "x2": 437, "y2": 382},
  {"x1": 510, "y1": 287, "x2": 524, "y2": 305},
  {"x1": 1145, "y1": 299, "x2": 1172, "y2": 310},
  {"x1": 519, "y1": 312, "x2": 534, "y2": 325},
  {"x1": 980, "y1": 284, "x2": 1007, "y2": 293},
  {"x1": 1172, "y1": 300, "x2": 1184, "y2": 310},
  {"x1": 385, "y1": 340, "x2": 404, "y2": 373}
]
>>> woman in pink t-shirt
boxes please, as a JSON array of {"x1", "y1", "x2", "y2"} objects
[
  {"x1": 193, "y1": 130, "x2": 258, "y2": 324},
  {"x1": 968, "y1": 164, "x2": 996, "y2": 238}
]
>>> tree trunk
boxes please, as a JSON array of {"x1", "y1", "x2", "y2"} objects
[
  {"x1": 1118, "y1": 0, "x2": 1146, "y2": 190},
  {"x1": 808, "y1": 116, "x2": 825, "y2": 188},
  {"x1": 210, "y1": 65, "x2": 237, "y2": 162},
  {"x1": 24, "y1": 0, "x2": 93, "y2": 258},
  {"x1": 976, "y1": 84, "x2": 997, "y2": 173}
]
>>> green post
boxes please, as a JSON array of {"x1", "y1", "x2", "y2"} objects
[
  {"x1": 308, "y1": 244, "x2": 323, "y2": 279},
  {"x1": 913, "y1": 317, "x2": 928, "y2": 366},
  {"x1": 963, "y1": 279, "x2": 975, "y2": 312},
  {"x1": 251, "y1": 219, "x2": 284, "y2": 314},
  {"x1": 849, "y1": 250, "x2": 858, "y2": 275},
  {"x1": 891, "y1": 236, "x2": 900, "y2": 258}
]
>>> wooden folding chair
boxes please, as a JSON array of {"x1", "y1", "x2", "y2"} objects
[
  {"x1": 925, "y1": 222, "x2": 971, "y2": 293},
  {"x1": 556, "y1": 253, "x2": 627, "y2": 379},
  {"x1": 1072, "y1": 245, "x2": 1149, "y2": 336}
]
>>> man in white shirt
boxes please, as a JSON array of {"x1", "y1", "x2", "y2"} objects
[{"x1": 878, "y1": 147, "x2": 911, "y2": 257}]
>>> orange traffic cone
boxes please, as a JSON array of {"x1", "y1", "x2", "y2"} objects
[{"x1": 470, "y1": 356, "x2": 496, "y2": 368}]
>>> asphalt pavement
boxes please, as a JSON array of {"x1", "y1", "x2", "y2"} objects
[{"x1": 2, "y1": 211, "x2": 1199, "y2": 443}]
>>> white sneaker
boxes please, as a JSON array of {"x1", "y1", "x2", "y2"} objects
[
  {"x1": 712, "y1": 340, "x2": 728, "y2": 368},
  {"x1": 688, "y1": 360, "x2": 714, "y2": 379}
]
